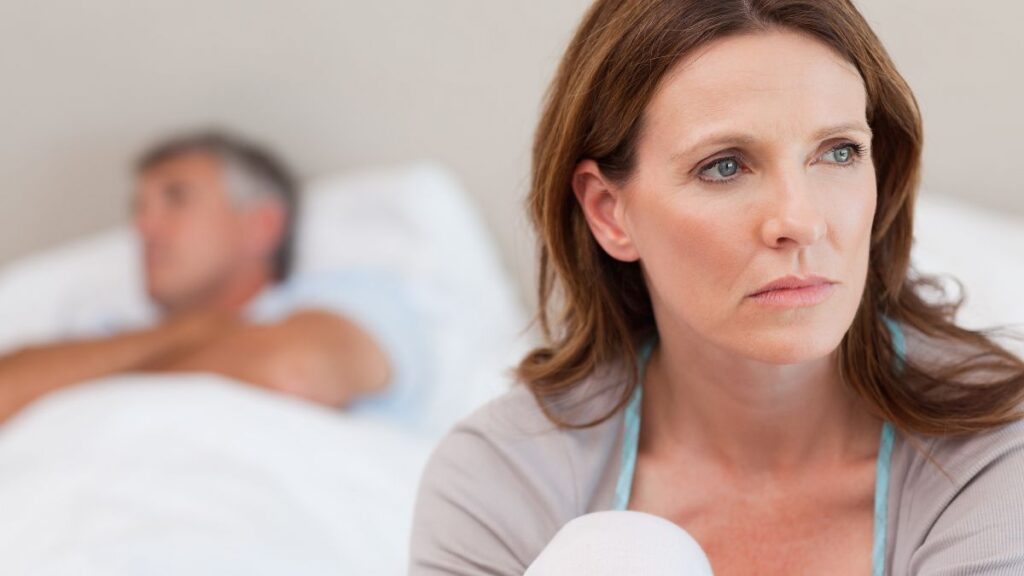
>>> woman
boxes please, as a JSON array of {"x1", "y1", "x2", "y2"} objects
[{"x1": 410, "y1": 1, "x2": 1024, "y2": 574}]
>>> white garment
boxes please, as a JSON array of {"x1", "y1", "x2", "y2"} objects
[{"x1": 525, "y1": 511, "x2": 715, "y2": 576}]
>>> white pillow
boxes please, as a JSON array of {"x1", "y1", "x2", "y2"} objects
[
  {"x1": 912, "y1": 192, "x2": 1024, "y2": 354},
  {"x1": 299, "y1": 163, "x2": 532, "y2": 434},
  {"x1": 0, "y1": 162, "x2": 529, "y2": 436},
  {"x1": 0, "y1": 228, "x2": 154, "y2": 351}
]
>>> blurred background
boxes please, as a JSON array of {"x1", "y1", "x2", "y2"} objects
[{"x1": 1, "y1": 0, "x2": 1021, "y2": 307}]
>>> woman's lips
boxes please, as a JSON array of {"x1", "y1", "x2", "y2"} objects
[{"x1": 747, "y1": 282, "x2": 837, "y2": 308}]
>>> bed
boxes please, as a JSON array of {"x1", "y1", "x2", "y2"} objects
[{"x1": 0, "y1": 162, "x2": 530, "y2": 575}]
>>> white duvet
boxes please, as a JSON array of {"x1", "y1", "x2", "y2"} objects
[{"x1": 0, "y1": 374, "x2": 431, "y2": 576}]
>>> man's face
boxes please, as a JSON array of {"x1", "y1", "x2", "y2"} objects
[{"x1": 133, "y1": 152, "x2": 254, "y2": 313}]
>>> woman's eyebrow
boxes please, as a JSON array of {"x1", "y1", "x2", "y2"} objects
[
  {"x1": 671, "y1": 121, "x2": 873, "y2": 163},
  {"x1": 811, "y1": 121, "x2": 873, "y2": 142},
  {"x1": 672, "y1": 133, "x2": 755, "y2": 162}
]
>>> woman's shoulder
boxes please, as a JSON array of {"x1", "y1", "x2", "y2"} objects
[
  {"x1": 926, "y1": 414, "x2": 1024, "y2": 467},
  {"x1": 409, "y1": 371, "x2": 630, "y2": 574},
  {"x1": 437, "y1": 362, "x2": 633, "y2": 480},
  {"x1": 422, "y1": 384, "x2": 577, "y2": 505},
  {"x1": 894, "y1": 414, "x2": 1024, "y2": 497},
  {"x1": 890, "y1": 416, "x2": 1024, "y2": 572},
  {"x1": 455, "y1": 371, "x2": 626, "y2": 439},
  {"x1": 421, "y1": 376, "x2": 628, "y2": 512}
]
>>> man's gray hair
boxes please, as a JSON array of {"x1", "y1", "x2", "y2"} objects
[{"x1": 136, "y1": 130, "x2": 299, "y2": 281}]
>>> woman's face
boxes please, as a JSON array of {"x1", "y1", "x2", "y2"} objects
[{"x1": 579, "y1": 30, "x2": 877, "y2": 364}]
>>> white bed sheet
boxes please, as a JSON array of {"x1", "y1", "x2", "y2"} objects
[{"x1": 0, "y1": 374, "x2": 430, "y2": 576}]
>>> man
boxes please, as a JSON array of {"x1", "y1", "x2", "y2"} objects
[{"x1": 0, "y1": 131, "x2": 414, "y2": 424}]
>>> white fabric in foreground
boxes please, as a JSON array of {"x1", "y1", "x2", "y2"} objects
[
  {"x1": 525, "y1": 511, "x2": 714, "y2": 576},
  {"x1": 0, "y1": 374, "x2": 432, "y2": 576}
]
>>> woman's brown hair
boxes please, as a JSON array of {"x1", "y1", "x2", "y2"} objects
[{"x1": 519, "y1": 0, "x2": 1024, "y2": 436}]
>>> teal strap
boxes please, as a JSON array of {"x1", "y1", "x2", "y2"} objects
[
  {"x1": 883, "y1": 316, "x2": 907, "y2": 372},
  {"x1": 873, "y1": 316, "x2": 905, "y2": 575},
  {"x1": 613, "y1": 385, "x2": 643, "y2": 510},
  {"x1": 613, "y1": 340, "x2": 654, "y2": 510},
  {"x1": 872, "y1": 421, "x2": 895, "y2": 576}
]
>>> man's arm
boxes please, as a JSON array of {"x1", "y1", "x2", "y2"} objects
[
  {"x1": 0, "y1": 313, "x2": 232, "y2": 424},
  {"x1": 148, "y1": 310, "x2": 391, "y2": 408}
]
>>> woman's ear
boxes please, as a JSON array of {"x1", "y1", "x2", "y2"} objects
[{"x1": 572, "y1": 159, "x2": 640, "y2": 262}]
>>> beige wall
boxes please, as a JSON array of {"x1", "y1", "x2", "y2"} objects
[
  {"x1": 856, "y1": 0, "x2": 1024, "y2": 212},
  {"x1": 1, "y1": 1, "x2": 1021, "y2": 305}
]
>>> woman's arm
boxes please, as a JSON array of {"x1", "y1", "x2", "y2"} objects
[
  {"x1": 410, "y1": 427, "x2": 535, "y2": 575},
  {"x1": 409, "y1": 388, "x2": 583, "y2": 575}
]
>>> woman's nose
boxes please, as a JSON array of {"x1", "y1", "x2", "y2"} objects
[{"x1": 759, "y1": 174, "x2": 828, "y2": 248}]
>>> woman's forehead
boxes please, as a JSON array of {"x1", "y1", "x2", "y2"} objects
[{"x1": 645, "y1": 29, "x2": 868, "y2": 151}]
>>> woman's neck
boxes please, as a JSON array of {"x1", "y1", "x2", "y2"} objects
[{"x1": 640, "y1": 333, "x2": 882, "y2": 479}]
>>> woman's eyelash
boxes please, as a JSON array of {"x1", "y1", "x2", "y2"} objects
[
  {"x1": 697, "y1": 141, "x2": 867, "y2": 185},
  {"x1": 841, "y1": 141, "x2": 868, "y2": 159},
  {"x1": 699, "y1": 157, "x2": 732, "y2": 173}
]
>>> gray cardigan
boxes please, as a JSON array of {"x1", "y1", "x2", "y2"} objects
[{"x1": 410, "y1": 366, "x2": 1024, "y2": 575}]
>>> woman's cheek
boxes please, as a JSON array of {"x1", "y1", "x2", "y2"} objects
[{"x1": 641, "y1": 204, "x2": 746, "y2": 324}]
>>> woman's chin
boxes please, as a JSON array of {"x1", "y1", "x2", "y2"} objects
[{"x1": 731, "y1": 331, "x2": 844, "y2": 366}]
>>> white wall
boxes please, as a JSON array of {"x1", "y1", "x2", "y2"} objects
[
  {"x1": 1, "y1": 1, "x2": 1021, "y2": 306},
  {"x1": 855, "y1": 0, "x2": 1024, "y2": 213}
]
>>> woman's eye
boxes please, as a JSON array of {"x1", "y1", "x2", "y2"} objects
[
  {"x1": 822, "y1": 144, "x2": 857, "y2": 164},
  {"x1": 699, "y1": 157, "x2": 740, "y2": 182}
]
